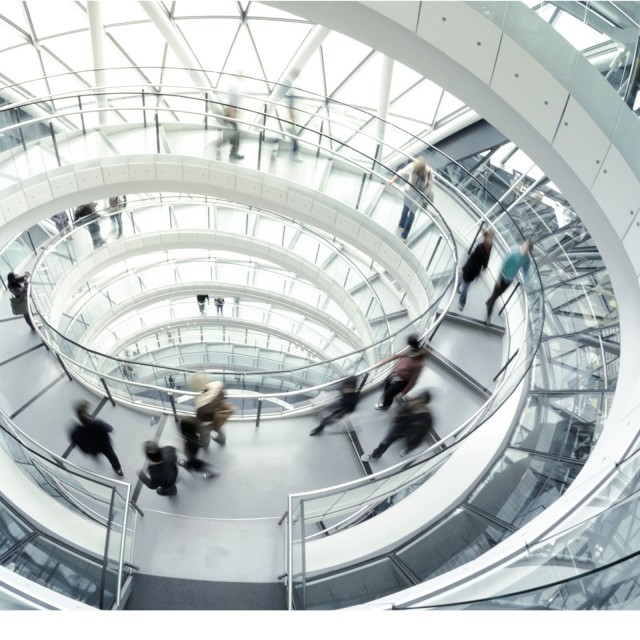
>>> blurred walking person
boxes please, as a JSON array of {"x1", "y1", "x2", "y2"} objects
[
  {"x1": 387, "y1": 157, "x2": 434, "y2": 243},
  {"x1": 69, "y1": 401, "x2": 124, "y2": 477},
  {"x1": 214, "y1": 297, "x2": 225, "y2": 316},
  {"x1": 485, "y1": 239, "x2": 534, "y2": 325},
  {"x1": 197, "y1": 294, "x2": 209, "y2": 315},
  {"x1": 309, "y1": 375, "x2": 360, "y2": 436},
  {"x1": 138, "y1": 441, "x2": 178, "y2": 496},
  {"x1": 457, "y1": 230, "x2": 494, "y2": 312},
  {"x1": 362, "y1": 390, "x2": 434, "y2": 462},
  {"x1": 176, "y1": 417, "x2": 219, "y2": 479},
  {"x1": 375, "y1": 334, "x2": 428, "y2": 411},
  {"x1": 224, "y1": 73, "x2": 244, "y2": 160},
  {"x1": 74, "y1": 202, "x2": 105, "y2": 248},
  {"x1": 108, "y1": 195, "x2": 127, "y2": 238},
  {"x1": 7, "y1": 271, "x2": 37, "y2": 331}
]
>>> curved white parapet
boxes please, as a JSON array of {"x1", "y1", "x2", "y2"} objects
[
  {"x1": 0, "y1": 156, "x2": 435, "y2": 322},
  {"x1": 270, "y1": 0, "x2": 640, "y2": 567}
]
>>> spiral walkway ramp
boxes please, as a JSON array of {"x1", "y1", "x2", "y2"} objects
[{"x1": 0, "y1": 1, "x2": 636, "y2": 614}]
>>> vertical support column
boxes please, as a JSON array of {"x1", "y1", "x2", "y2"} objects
[
  {"x1": 375, "y1": 56, "x2": 394, "y2": 166},
  {"x1": 87, "y1": 1, "x2": 108, "y2": 126}
]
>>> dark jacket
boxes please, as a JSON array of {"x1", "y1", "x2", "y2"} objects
[
  {"x1": 146, "y1": 446, "x2": 178, "y2": 489},
  {"x1": 390, "y1": 402, "x2": 433, "y2": 448},
  {"x1": 71, "y1": 417, "x2": 113, "y2": 455},
  {"x1": 8, "y1": 276, "x2": 28, "y2": 299},
  {"x1": 461, "y1": 241, "x2": 492, "y2": 283}
]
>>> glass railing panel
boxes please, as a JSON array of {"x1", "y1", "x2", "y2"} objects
[
  {"x1": 0, "y1": 501, "x2": 35, "y2": 556},
  {"x1": 396, "y1": 506, "x2": 512, "y2": 582},
  {"x1": 300, "y1": 556, "x2": 415, "y2": 610},
  {"x1": 288, "y1": 499, "x2": 305, "y2": 610},
  {"x1": 467, "y1": 448, "x2": 581, "y2": 529},
  {"x1": 3, "y1": 535, "x2": 116, "y2": 609}
]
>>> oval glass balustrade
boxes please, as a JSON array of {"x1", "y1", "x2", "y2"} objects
[
  {"x1": 34, "y1": 199, "x2": 391, "y2": 348},
  {"x1": 27, "y1": 197, "x2": 441, "y2": 415},
  {"x1": 0, "y1": 408, "x2": 137, "y2": 609}
]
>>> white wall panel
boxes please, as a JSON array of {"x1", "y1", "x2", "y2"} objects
[
  {"x1": 182, "y1": 162, "x2": 210, "y2": 184},
  {"x1": 128, "y1": 161, "x2": 156, "y2": 181},
  {"x1": 48, "y1": 171, "x2": 79, "y2": 199},
  {"x1": 592, "y1": 146, "x2": 640, "y2": 239},
  {"x1": 286, "y1": 192, "x2": 312, "y2": 215},
  {"x1": 0, "y1": 189, "x2": 28, "y2": 222},
  {"x1": 74, "y1": 166, "x2": 104, "y2": 190},
  {"x1": 491, "y1": 34, "x2": 568, "y2": 143},
  {"x1": 101, "y1": 162, "x2": 130, "y2": 185},
  {"x1": 235, "y1": 175, "x2": 262, "y2": 197},
  {"x1": 417, "y1": 2, "x2": 503, "y2": 86},
  {"x1": 622, "y1": 207, "x2": 640, "y2": 277},
  {"x1": 552, "y1": 97, "x2": 612, "y2": 188},
  {"x1": 311, "y1": 201, "x2": 336, "y2": 227},
  {"x1": 357, "y1": 227, "x2": 382, "y2": 256},
  {"x1": 364, "y1": 1, "x2": 420, "y2": 31},
  {"x1": 334, "y1": 213, "x2": 359, "y2": 242},
  {"x1": 261, "y1": 182, "x2": 287, "y2": 206},
  {"x1": 23, "y1": 181, "x2": 53, "y2": 209}
]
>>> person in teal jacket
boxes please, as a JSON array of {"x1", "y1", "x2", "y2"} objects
[{"x1": 485, "y1": 239, "x2": 534, "y2": 325}]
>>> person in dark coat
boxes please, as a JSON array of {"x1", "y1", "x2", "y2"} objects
[
  {"x1": 7, "y1": 271, "x2": 36, "y2": 331},
  {"x1": 176, "y1": 418, "x2": 219, "y2": 479},
  {"x1": 70, "y1": 401, "x2": 124, "y2": 477},
  {"x1": 138, "y1": 441, "x2": 178, "y2": 496},
  {"x1": 458, "y1": 230, "x2": 494, "y2": 312},
  {"x1": 362, "y1": 390, "x2": 433, "y2": 462},
  {"x1": 309, "y1": 375, "x2": 360, "y2": 436}
]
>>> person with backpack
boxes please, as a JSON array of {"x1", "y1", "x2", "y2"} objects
[
  {"x1": 138, "y1": 441, "x2": 179, "y2": 496},
  {"x1": 69, "y1": 401, "x2": 124, "y2": 477},
  {"x1": 361, "y1": 390, "x2": 434, "y2": 462},
  {"x1": 189, "y1": 374, "x2": 234, "y2": 445}
]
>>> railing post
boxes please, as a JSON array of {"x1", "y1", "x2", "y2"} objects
[
  {"x1": 49, "y1": 121, "x2": 61, "y2": 166},
  {"x1": 468, "y1": 221, "x2": 485, "y2": 255},
  {"x1": 256, "y1": 398, "x2": 263, "y2": 427},
  {"x1": 14, "y1": 109, "x2": 27, "y2": 152},
  {"x1": 204, "y1": 92, "x2": 209, "y2": 131},
  {"x1": 493, "y1": 348, "x2": 520, "y2": 382},
  {"x1": 499, "y1": 281, "x2": 521, "y2": 316},
  {"x1": 100, "y1": 377, "x2": 116, "y2": 407},
  {"x1": 356, "y1": 373, "x2": 369, "y2": 393},
  {"x1": 168, "y1": 392, "x2": 179, "y2": 423},
  {"x1": 78, "y1": 95, "x2": 86, "y2": 135},
  {"x1": 154, "y1": 113, "x2": 160, "y2": 153},
  {"x1": 55, "y1": 353, "x2": 73, "y2": 381},
  {"x1": 316, "y1": 119, "x2": 324, "y2": 158},
  {"x1": 142, "y1": 89, "x2": 147, "y2": 127},
  {"x1": 355, "y1": 171, "x2": 367, "y2": 210}
]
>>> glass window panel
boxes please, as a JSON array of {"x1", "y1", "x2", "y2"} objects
[
  {"x1": 321, "y1": 31, "x2": 372, "y2": 96},
  {"x1": 553, "y1": 12, "x2": 610, "y2": 51},
  {"x1": 221, "y1": 24, "x2": 264, "y2": 83},
  {"x1": 248, "y1": 21, "x2": 312, "y2": 82},
  {"x1": 106, "y1": 25, "x2": 168, "y2": 83},
  {"x1": 101, "y1": 1, "x2": 151, "y2": 23},
  {"x1": 391, "y1": 77, "x2": 443, "y2": 125},
  {"x1": 28, "y1": 2, "x2": 86, "y2": 39},
  {"x1": 0, "y1": 19, "x2": 29, "y2": 49},
  {"x1": 292, "y1": 49, "x2": 327, "y2": 97},
  {"x1": 173, "y1": 1, "x2": 239, "y2": 18},
  {"x1": 434, "y1": 91, "x2": 466, "y2": 123},
  {"x1": 333, "y1": 52, "x2": 383, "y2": 111},
  {"x1": 176, "y1": 20, "x2": 239, "y2": 77},
  {"x1": 0, "y1": 47, "x2": 46, "y2": 93}
]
